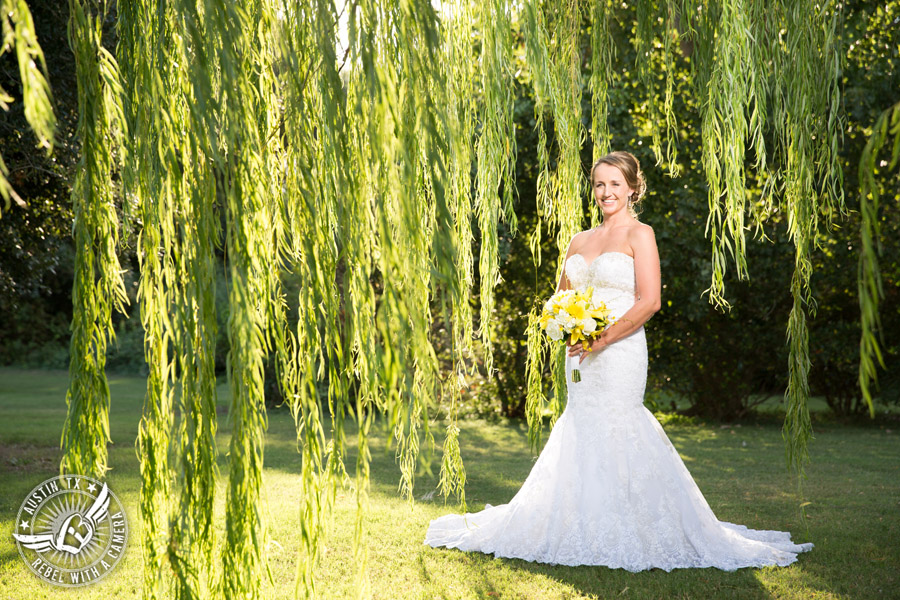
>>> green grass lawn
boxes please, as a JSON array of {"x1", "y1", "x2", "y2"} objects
[{"x1": 0, "y1": 367, "x2": 897, "y2": 599}]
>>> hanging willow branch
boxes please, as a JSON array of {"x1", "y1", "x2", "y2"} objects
[
  {"x1": 522, "y1": 0, "x2": 587, "y2": 445},
  {"x1": 660, "y1": 0, "x2": 680, "y2": 174},
  {"x1": 678, "y1": 0, "x2": 767, "y2": 308},
  {"x1": 858, "y1": 101, "x2": 900, "y2": 416},
  {"x1": 120, "y1": 1, "x2": 224, "y2": 597},
  {"x1": 635, "y1": 0, "x2": 664, "y2": 168},
  {"x1": 523, "y1": 0, "x2": 582, "y2": 259},
  {"x1": 437, "y1": 0, "x2": 477, "y2": 508},
  {"x1": 119, "y1": 1, "x2": 176, "y2": 596},
  {"x1": 590, "y1": 0, "x2": 613, "y2": 161},
  {"x1": 390, "y1": 0, "x2": 459, "y2": 506},
  {"x1": 476, "y1": 0, "x2": 518, "y2": 377},
  {"x1": 274, "y1": 0, "x2": 463, "y2": 595},
  {"x1": 60, "y1": 0, "x2": 128, "y2": 481},
  {"x1": 0, "y1": 0, "x2": 56, "y2": 214},
  {"x1": 677, "y1": 0, "x2": 844, "y2": 476},
  {"x1": 771, "y1": 0, "x2": 845, "y2": 477},
  {"x1": 276, "y1": 0, "x2": 356, "y2": 595},
  {"x1": 168, "y1": 84, "x2": 220, "y2": 600},
  {"x1": 633, "y1": 0, "x2": 680, "y2": 175},
  {"x1": 202, "y1": 2, "x2": 276, "y2": 597},
  {"x1": 522, "y1": 0, "x2": 553, "y2": 268}
]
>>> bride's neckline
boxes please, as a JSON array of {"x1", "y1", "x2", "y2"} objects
[{"x1": 569, "y1": 251, "x2": 634, "y2": 265}]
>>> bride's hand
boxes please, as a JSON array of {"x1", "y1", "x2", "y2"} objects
[{"x1": 568, "y1": 337, "x2": 607, "y2": 362}]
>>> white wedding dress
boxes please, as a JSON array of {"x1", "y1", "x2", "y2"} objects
[{"x1": 424, "y1": 251, "x2": 813, "y2": 571}]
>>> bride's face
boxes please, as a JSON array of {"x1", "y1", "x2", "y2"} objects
[{"x1": 592, "y1": 163, "x2": 634, "y2": 217}]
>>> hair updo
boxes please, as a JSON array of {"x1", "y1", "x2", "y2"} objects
[{"x1": 590, "y1": 151, "x2": 646, "y2": 218}]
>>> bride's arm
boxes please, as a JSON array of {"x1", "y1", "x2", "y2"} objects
[
  {"x1": 591, "y1": 225, "x2": 661, "y2": 349},
  {"x1": 555, "y1": 232, "x2": 585, "y2": 293}
]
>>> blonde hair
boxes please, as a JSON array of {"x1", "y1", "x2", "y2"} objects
[{"x1": 590, "y1": 151, "x2": 646, "y2": 219}]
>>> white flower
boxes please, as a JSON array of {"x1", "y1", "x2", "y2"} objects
[
  {"x1": 581, "y1": 318, "x2": 597, "y2": 333},
  {"x1": 545, "y1": 324, "x2": 563, "y2": 341}
]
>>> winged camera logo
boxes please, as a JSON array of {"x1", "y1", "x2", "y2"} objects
[{"x1": 12, "y1": 475, "x2": 128, "y2": 587}]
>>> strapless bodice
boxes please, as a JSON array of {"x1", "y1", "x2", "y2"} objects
[{"x1": 565, "y1": 252, "x2": 636, "y2": 315}]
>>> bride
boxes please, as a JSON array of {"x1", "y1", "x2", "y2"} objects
[{"x1": 424, "y1": 151, "x2": 813, "y2": 571}]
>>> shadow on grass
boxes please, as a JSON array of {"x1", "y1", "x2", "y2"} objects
[
  {"x1": 1, "y1": 546, "x2": 23, "y2": 571},
  {"x1": 261, "y1": 408, "x2": 537, "y2": 506},
  {"x1": 418, "y1": 544, "x2": 852, "y2": 600}
]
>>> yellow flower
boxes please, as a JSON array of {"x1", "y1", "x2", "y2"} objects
[
  {"x1": 567, "y1": 303, "x2": 587, "y2": 320},
  {"x1": 590, "y1": 306, "x2": 609, "y2": 319}
]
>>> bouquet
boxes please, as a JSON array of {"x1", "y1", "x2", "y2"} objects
[{"x1": 540, "y1": 288, "x2": 614, "y2": 383}]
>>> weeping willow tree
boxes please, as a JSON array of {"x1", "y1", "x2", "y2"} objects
[
  {"x1": 859, "y1": 100, "x2": 900, "y2": 415},
  {"x1": 60, "y1": 0, "x2": 129, "y2": 480},
  {"x1": 41, "y1": 0, "x2": 891, "y2": 597},
  {"x1": 521, "y1": 0, "x2": 590, "y2": 449}
]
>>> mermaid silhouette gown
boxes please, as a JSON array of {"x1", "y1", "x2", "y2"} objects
[{"x1": 424, "y1": 252, "x2": 813, "y2": 570}]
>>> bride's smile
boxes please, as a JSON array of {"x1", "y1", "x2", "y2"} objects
[{"x1": 593, "y1": 162, "x2": 636, "y2": 216}]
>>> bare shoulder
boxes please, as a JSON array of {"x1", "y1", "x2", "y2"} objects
[
  {"x1": 566, "y1": 229, "x2": 595, "y2": 256},
  {"x1": 628, "y1": 223, "x2": 658, "y2": 261},
  {"x1": 629, "y1": 222, "x2": 657, "y2": 247}
]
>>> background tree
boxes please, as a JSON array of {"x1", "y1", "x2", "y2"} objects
[{"x1": 0, "y1": 1, "x2": 71, "y2": 367}]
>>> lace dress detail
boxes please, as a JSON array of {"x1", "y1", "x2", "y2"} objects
[{"x1": 424, "y1": 252, "x2": 813, "y2": 570}]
